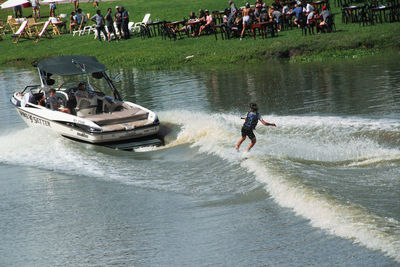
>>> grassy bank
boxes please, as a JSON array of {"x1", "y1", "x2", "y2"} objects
[{"x1": 0, "y1": 0, "x2": 399, "y2": 69}]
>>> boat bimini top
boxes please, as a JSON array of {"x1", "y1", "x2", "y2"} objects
[{"x1": 35, "y1": 55, "x2": 122, "y2": 100}]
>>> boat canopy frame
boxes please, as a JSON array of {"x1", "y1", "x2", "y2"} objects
[{"x1": 35, "y1": 55, "x2": 122, "y2": 101}]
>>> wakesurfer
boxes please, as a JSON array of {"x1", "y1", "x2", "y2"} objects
[{"x1": 235, "y1": 103, "x2": 276, "y2": 152}]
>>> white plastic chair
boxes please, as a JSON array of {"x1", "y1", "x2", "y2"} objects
[
  {"x1": 93, "y1": 26, "x2": 115, "y2": 41},
  {"x1": 131, "y1": 13, "x2": 151, "y2": 33},
  {"x1": 80, "y1": 13, "x2": 96, "y2": 35},
  {"x1": 72, "y1": 14, "x2": 88, "y2": 36}
]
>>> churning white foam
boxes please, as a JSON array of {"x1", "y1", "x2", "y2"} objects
[
  {"x1": 158, "y1": 110, "x2": 400, "y2": 262},
  {"x1": 0, "y1": 127, "x2": 107, "y2": 177}
]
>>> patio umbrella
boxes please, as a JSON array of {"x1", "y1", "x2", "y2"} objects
[{"x1": 0, "y1": 0, "x2": 29, "y2": 9}]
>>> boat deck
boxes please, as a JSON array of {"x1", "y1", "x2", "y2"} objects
[
  {"x1": 83, "y1": 107, "x2": 150, "y2": 132},
  {"x1": 83, "y1": 108, "x2": 148, "y2": 125}
]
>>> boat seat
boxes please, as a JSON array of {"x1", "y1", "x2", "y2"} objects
[
  {"x1": 76, "y1": 95, "x2": 98, "y2": 117},
  {"x1": 84, "y1": 108, "x2": 148, "y2": 125},
  {"x1": 55, "y1": 91, "x2": 69, "y2": 104}
]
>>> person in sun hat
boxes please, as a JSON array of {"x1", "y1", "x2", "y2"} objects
[
  {"x1": 235, "y1": 103, "x2": 276, "y2": 152},
  {"x1": 114, "y1": 6, "x2": 122, "y2": 39}
]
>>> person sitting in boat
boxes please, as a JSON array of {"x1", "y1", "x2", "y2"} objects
[
  {"x1": 74, "y1": 82, "x2": 98, "y2": 115},
  {"x1": 47, "y1": 88, "x2": 71, "y2": 114},
  {"x1": 74, "y1": 82, "x2": 90, "y2": 98}
]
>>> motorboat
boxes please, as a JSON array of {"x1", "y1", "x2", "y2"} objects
[{"x1": 10, "y1": 55, "x2": 162, "y2": 150}]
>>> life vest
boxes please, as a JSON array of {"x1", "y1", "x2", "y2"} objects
[{"x1": 244, "y1": 112, "x2": 259, "y2": 129}]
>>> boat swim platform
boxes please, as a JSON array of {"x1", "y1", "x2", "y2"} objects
[
  {"x1": 63, "y1": 134, "x2": 164, "y2": 151},
  {"x1": 102, "y1": 136, "x2": 164, "y2": 151}
]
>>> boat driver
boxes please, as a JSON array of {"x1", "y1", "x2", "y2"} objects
[
  {"x1": 65, "y1": 82, "x2": 92, "y2": 111},
  {"x1": 47, "y1": 88, "x2": 71, "y2": 114},
  {"x1": 74, "y1": 82, "x2": 91, "y2": 98},
  {"x1": 74, "y1": 82, "x2": 98, "y2": 113}
]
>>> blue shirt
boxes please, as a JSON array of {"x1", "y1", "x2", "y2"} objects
[
  {"x1": 122, "y1": 10, "x2": 129, "y2": 22},
  {"x1": 47, "y1": 95, "x2": 61, "y2": 110},
  {"x1": 292, "y1": 7, "x2": 303, "y2": 20}
]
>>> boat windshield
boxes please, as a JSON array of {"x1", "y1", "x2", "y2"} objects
[{"x1": 50, "y1": 73, "x2": 114, "y2": 97}]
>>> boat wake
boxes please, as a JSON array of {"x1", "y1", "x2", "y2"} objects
[
  {"x1": 1, "y1": 110, "x2": 400, "y2": 262},
  {"x1": 158, "y1": 110, "x2": 400, "y2": 262}
]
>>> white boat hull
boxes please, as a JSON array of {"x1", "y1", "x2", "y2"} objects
[{"x1": 15, "y1": 106, "x2": 160, "y2": 144}]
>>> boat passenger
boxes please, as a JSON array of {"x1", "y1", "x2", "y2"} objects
[{"x1": 47, "y1": 88, "x2": 71, "y2": 114}]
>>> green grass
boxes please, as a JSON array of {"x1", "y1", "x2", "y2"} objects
[{"x1": 0, "y1": 0, "x2": 399, "y2": 69}]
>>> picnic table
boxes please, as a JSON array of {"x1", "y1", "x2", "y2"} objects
[
  {"x1": 311, "y1": 0, "x2": 330, "y2": 10},
  {"x1": 146, "y1": 20, "x2": 166, "y2": 37},
  {"x1": 212, "y1": 11, "x2": 225, "y2": 24},
  {"x1": 185, "y1": 19, "x2": 202, "y2": 37},
  {"x1": 51, "y1": 20, "x2": 67, "y2": 34},
  {"x1": 165, "y1": 20, "x2": 186, "y2": 39},
  {"x1": 341, "y1": 5, "x2": 363, "y2": 23},
  {"x1": 371, "y1": 5, "x2": 396, "y2": 23},
  {"x1": 308, "y1": 16, "x2": 323, "y2": 33},
  {"x1": 251, "y1": 21, "x2": 275, "y2": 39}
]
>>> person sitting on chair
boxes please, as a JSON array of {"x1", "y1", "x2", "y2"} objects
[
  {"x1": 69, "y1": 11, "x2": 77, "y2": 33},
  {"x1": 198, "y1": 9, "x2": 214, "y2": 36},
  {"x1": 319, "y1": 6, "x2": 330, "y2": 30},
  {"x1": 47, "y1": 88, "x2": 71, "y2": 114}
]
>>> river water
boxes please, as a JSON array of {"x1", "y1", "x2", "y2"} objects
[{"x1": 1, "y1": 55, "x2": 400, "y2": 266}]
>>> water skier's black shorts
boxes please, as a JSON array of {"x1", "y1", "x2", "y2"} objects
[{"x1": 241, "y1": 126, "x2": 255, "y2": 139}]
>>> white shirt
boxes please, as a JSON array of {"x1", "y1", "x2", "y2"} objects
[{"x1": 306, "y1": 3, "x2": 314, "y2": 13}]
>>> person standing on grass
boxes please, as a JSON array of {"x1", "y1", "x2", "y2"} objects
[
  {"x1": 228, "y1": 1, "x2": 238, "y2": 17},
  {"x1": 13, "y1": 5, "x2": 23, "y2": 18},
  {"x1": 93, "y1": 0, "x2": 99, "y2": 9},
  {"x1": 49, "y1": 2, "x2": 56, "y2": 17},
  {"x1": 91, "y1": 9, "x2": 108, "y2": 42},
  {"x1": 235, "y1": 103, "x2": 276, "y2": 152},
  {"x1": 105, "y1": 8, "x2": 116, "y2": 42},
  {"x1": 31, "y1": 0, "x2": 40, "y2": 19},
  {"x1": 120, "y1": 6, "x2": 130, "y2": 39},
  {"x1": 114, "y1": 6, "x2": 122, "y2": 39},
  {"x1": 72, "y1": 0, "x2": 79, "y2": 12},
  {"x1": 240, "y1": 3, "x2": 251, "y2": 40}
]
